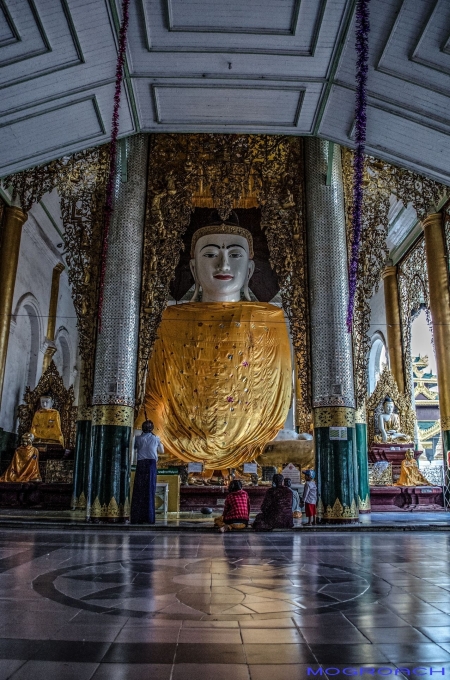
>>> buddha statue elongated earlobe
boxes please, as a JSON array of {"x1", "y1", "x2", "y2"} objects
[
  {"x1": 190, "y1": 259, "x2": 200, "y2": 302},
  {"x1": 243, "y1": 261, "x2": 255, "y2": 301}
]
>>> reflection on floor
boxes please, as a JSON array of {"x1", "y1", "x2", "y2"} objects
[
  {"x1": 0, "y1": 529, "x2": 450, "y2": 677},
  {"x1": 0, "y1": 509, "x2": 450, "y2": 530}
]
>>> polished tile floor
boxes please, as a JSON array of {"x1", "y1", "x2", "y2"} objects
[
  {"x1": 0, "y1": 509, "x2": 449, "y2": 530},
  {"x1": 0, "y1": 529, "x2": 450, "y2": 678}
]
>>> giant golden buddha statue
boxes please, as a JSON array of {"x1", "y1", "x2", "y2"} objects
[
  {"x1": 140, "y1": 217, "x2": 292, "y2": 470},
  {"x1": 30, "y1": 396, "x2": 64, "y2": 447}
]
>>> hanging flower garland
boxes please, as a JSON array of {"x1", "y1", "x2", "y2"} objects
[
  {"x1": 347, "y1": 0, "x2": 370, "y2": 332},
  {"x1": 98, "y1": 0, "x2": 130, "y2": 331}
]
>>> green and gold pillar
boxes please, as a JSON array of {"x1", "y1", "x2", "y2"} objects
[
  {"x1": 71, "y1": 364, "x2": 92, "y2": 511},
  {"x1": 382, "y1": 265, "x2": 405, "y2": 394},
  {"x1": 87, "y1": 135, "x2": 148, "y2": 523},
  {"x1": 422, "y1": 213, "x2": 450, "y2": 465},
  {"x1": 0, "y1": 204, "x2": 27, "y2": 407},
  {"x1": 355, "y1": 404, "x2": 370, "y2": 513},
  {"x1": 305, "y1": 139, "x2": 358, "y2": 524}
]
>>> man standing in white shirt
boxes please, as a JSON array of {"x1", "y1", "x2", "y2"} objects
[{"x1": 130, "y1": 420, "x2": 164, "y2": 524}]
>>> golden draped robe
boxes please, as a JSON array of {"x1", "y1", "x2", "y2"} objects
[
  {"x1": 30, "y1": 408, "x2": 64, "y2": 446},
  {"x1": 140, "y1": 302, "x2": 292, "y2": 469},
  {"x1": 0, "y1": 445, "x2": 41, "y2": 482},
  {"x1": 395, "y1": 458, "x2": 431, "y2": 487}
]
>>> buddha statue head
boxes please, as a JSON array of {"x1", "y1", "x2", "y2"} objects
[
  {"x1": 382, "y1": 397, "x2": 394, "y2": 415},
  {"x1": 190, "y1": 213, "x2": 255, "y2": 302},
  {"x1": 21, "y1": 432, "x2": 34, "y2": 447},
  {"x1": 40, "y1": 396, "x2": 53, "y2": 410}
]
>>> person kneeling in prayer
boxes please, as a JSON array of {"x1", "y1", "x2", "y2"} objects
[
  {"x1": 284, "y1": 478, "x2": 302, "y2": 519},
  {"x1": 252, "y1": 474, "x2": 294, "y2": 531},
  {"x1": 214, "y1": 480, "x2": 250, "y2": 532}
]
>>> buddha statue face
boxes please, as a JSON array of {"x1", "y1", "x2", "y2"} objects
[
  {"x1": 383, "y1": 399, "x2": 394, "y2": 415},
  {"x1": 21, "y1": 432, "x2": 33, "y2": 447},
  {"x1": 190, "y1": 232, "x2": 255, "y2": 302},
  {"x1": 40, "y1": 396, "x2": 53, "y2": 410}
]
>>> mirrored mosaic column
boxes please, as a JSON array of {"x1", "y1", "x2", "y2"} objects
[
  {"x1": 88, "y1": 135, "x2": 148, "y2": 522},
  {"x1": 305, "y1": 139, "x2": 358, "y2": 524}
]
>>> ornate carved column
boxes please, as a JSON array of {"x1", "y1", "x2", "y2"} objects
[
  {"x1": 305, "y1": 139, "x2": 358, "y2": 524},
  {"x1": 422, "y1": 213, "x2": 450, "y2": 461},
  {"x1": 382, "y1": 265, "x2": 405, "y2": 394},
  {"x1": 42, "y1": 263, "x2": 65, "y2": 373},
  {"x1": 0, "y1": 204, "x2": 27, "y2": 407},
  {"x1": 87, "y1": 135, "x2": 148, "y2": 522}
]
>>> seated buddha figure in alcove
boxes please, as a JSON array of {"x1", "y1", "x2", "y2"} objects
[
  {"x1": 140, "y1": 215, "x2": 292, "y2": 471},
  {"x1": 375, "y1": 397, "x2": 411, "y2": 444},
  {"x1": 30, "y1": 395, "x2": 64, "y2": 447}
]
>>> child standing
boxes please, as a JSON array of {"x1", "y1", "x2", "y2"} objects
[{"x1": 302, "y1": 470, "x2": 317, "y2": 526}]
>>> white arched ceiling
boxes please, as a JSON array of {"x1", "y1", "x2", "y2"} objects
[{"x1": 0, "y1": 0, "x2": 450, "y2": 187}]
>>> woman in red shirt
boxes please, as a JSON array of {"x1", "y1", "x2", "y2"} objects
[{"x1": 214, "y1": 480, "x2": 250, "y2": 532}]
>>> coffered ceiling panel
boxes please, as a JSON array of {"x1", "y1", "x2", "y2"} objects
[
  {"x1": 137, "y1": 0, "x2": 325, "y2": 54},
  {"x1": 135, "y1": 79, "x2": 323, "y2": 133},
  {"x1": 0, "y1": 0, "x2": 450, "y2": 190},
  {"x1": 318, "y1": 0, "x2": 450, "y2": 186},
  {"x1": 0, "y1": 0, "x2": 82, "y2": 87}
]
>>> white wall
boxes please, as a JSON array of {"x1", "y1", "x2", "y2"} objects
[{"x1": 0, "y1": 190, "x2": 79, "y2": 434}]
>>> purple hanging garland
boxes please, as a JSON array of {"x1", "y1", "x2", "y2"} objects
[
  {"x1": 98, "y1": 0, "x2": 130, "y2": 332},
  {"x1": 347, "y1": 0, "x2": 370, "y2": 332}
]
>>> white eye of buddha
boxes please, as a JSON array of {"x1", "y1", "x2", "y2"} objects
[
  {"x1": 202, "y1": 251, "x2": 219, "y2": 258},
  {"x1": 229, "y1": 252, "x2": 243, "y2": 258}
]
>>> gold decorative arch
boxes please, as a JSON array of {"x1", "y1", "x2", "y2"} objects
[
  {"x1": 366, "y1": 366, "x2": 416, "y2": 446},
  {"x1": 18, "y1": 361, "x2": 77, "y2": 449}
]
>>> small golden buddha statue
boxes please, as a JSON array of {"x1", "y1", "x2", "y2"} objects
[
  {"x1": 30, "y1": 396, "x2": 64, "y2": 446},
  {"x1": 375, "y1": 397, "x2": 411, "y2": 444},
  {"x1": 395, "y1": 449, "x2": 432, "y2": 487},
  {"x1": 0, "y1": 432, "x2": 41, "y2": 483}
]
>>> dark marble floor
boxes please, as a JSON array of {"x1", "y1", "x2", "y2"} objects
[
  {"x1": 0, "y1": 529, "x2": 450, "y2": 678},
  {"x1": 0, "y1": 509, "x2": 449, "y2": 530}
]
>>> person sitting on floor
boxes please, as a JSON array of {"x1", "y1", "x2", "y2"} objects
[
  {"x1": 284, "y1": 478, "x2": 302, "y2": 519},
  {"x1": 252, "y1": 473, "x2": 294, "y2": 531},
  {"x1": 214, "y1": 479, "x2": 251, "y2": 532}
]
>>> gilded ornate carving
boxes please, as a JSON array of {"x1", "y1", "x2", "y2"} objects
[
  {"x1": 355, "y1": 404, "x2": 367, "y2": 424},
  {"x1": 368, "y1": 462, "x2": 393, "y2": 486},
  {"x1": 358, "y1": 495, "x2": 371, "y2": 511},
  {"x1": 76, "y1": 406, "x2": 92, "y2": 422},
  {"x1": 342, "y1": 148, "x2": 446, "y2": 407},
  {"x1": 322, "y1": 498, "x2": 358, "y2": 520},
  {"x1": 88, "y1": 495, "x2": 129, "y2": 519},
  {"x1": 366, "y1": 366, "x2": 416, "y2": 446},
  {"x1": 17, "y1": 361, "x2": 76, "y2": 449},
  {"x1": 91, "y1": 405, "x2": 134, "y2": 428},
  {"x1": 444, "y1": 202, "x2": 450, "y2": 285},
  {"x1": 3, "y1": 146, "x2": 110, "y2": 403},
  {"x1": 313, "y1": 407, "x2": 355, "y2": 428},
  {"x1": 138, "y1": 134, "x2": 311, "y2": 431},
  {"x1": 397, "y1": 236, "x2": 431, "y2": 400}
]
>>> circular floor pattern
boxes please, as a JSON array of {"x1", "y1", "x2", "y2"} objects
[{"x1": 33, "y1": 556, "x2": 391, "y2": 620}]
